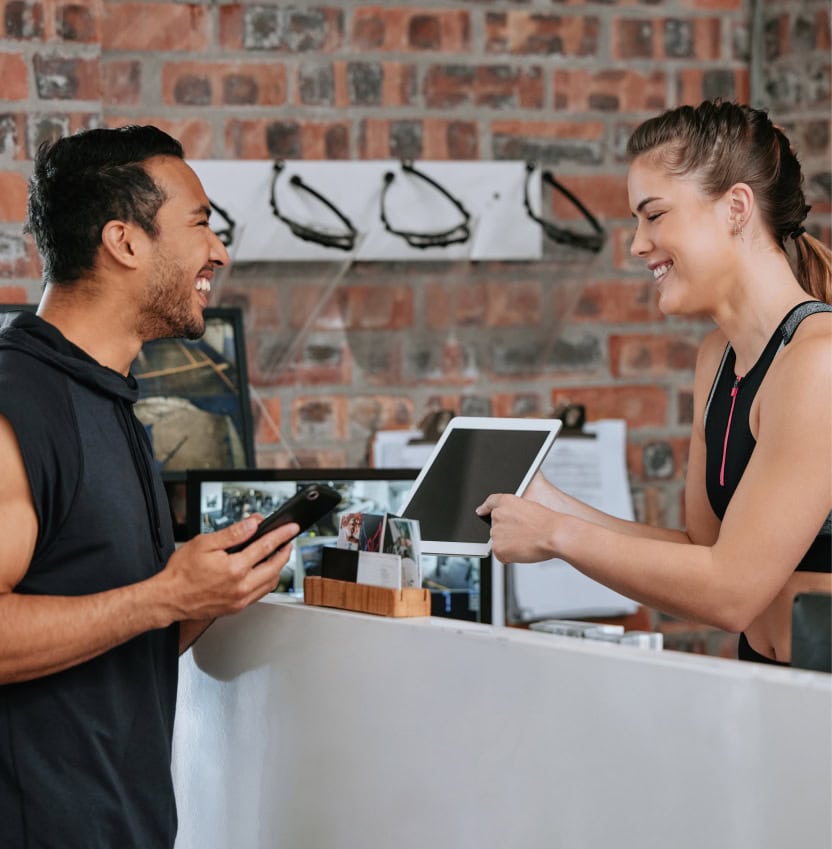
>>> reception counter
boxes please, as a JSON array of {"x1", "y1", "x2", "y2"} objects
[{"x1": 173, "y1": 596, "x2": 831, "y2": 849}]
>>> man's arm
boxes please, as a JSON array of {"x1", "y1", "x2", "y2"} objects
[{"x1": 0, "y1": 415, "x2": 297, "y2": 684}]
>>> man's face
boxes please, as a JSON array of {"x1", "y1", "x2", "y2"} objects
[{"x1": 137, "y1": 156, "x2": 230, "y2": 341}]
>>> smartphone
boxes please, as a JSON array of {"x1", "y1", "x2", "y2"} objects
[{"x1": 226, "y1": 483, "x2": 341, "y2": 557}]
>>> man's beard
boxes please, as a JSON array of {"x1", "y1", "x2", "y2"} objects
[{"x1": 138, "y1": 250, "x2": 205, "y2": 342}]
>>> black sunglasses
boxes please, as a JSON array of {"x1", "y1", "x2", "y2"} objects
[
  {"x1": 380, "y1": 161, "x2": 471, "y2": 249},
  {"x1": 523, "y1": 162, "x2": 605, "y2": 253},
  {"x1": 209, "y1": 199, "x2": 236, "y2": 248},
  {"x1": 269, "y1": 161, "x2": 358, "y2": 252}
]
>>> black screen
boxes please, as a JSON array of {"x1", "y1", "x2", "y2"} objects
[{"x1": 401, "y1": 428, "x2": 552, "y2": 543}]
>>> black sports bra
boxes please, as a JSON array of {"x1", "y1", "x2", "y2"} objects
[{"x1": 703, "y1": 300, "x2": 832, "y2": 574}]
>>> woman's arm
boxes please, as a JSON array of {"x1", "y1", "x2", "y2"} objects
[{"x1": 481, "y1": 329, "x2": 832, "y2": 631}]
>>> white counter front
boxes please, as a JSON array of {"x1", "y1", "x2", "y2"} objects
[{"x1": 173, "y1": 597, "x2": 831, "y2": 849}]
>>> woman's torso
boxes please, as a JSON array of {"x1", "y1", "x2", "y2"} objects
[{"x1": 699, "y1": 301, "x2": 832, "y2": 662}]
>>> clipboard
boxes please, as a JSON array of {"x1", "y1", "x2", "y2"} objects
[{"x1": 505, "y1": 416, "x2": 639, "y2": 622}]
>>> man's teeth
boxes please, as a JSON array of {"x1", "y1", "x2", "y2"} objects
[
  {"x1": 196, "y1": 277, "x2": 211, "y2": 293},
  {"x1": 653, "y1": 262, "x2": 672, "y2": 280}
]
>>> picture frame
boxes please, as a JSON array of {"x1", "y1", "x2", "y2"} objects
[
  {"x1": 131, "y1": 306, "x2": 255, "y2": 539},
  {"x1": 132, "y1": 306, "x2": 255, "y2": 475}
]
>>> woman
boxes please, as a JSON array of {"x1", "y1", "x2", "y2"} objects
[{"x1": 477, "y1": 100, "x2": 831, "y2": 665}]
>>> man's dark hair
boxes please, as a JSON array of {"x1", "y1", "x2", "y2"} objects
[{"x1": 26, "y1": 125, "x2": 185, "y2": 285}]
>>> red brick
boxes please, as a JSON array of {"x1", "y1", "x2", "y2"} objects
[
  {"x1": 627, "y1": 436, "x2": 690, "y2": 482},
  {"x1": 549, "y1": 174, "x2": 631, "y2": 221},
  {"x1": 220, "y1": 286, "x2": 283, "y2": 333},
  {"x1": 289, "y1": 286, "x2": 346, "y2": 332},
  {"x1": 676, "y1": 67, "x2": 749, "y2": 106},
  {"x1": 424, "y1": 64, "x2": 543, "y2": 109},
  {"x1": 2, "y1": 0, "x2": 45, "y2": 38},
  {"x1": 247, "y1": 334, "x2": 352, "y2": 388},
  {"x1": 102, "y1": 60, "x2": 141, "y2": 105},
  {"x1": 609, "y1": 334, "x2": 699, "y2": 378},
  {"x1": 336, "y1": 285, "x2": 413, "y2": 331},
  {"x1": 0, "y1": 233, "x2": 41, "y2": 279},
  {"x1": 33, "y1": 54, "x2": 99, "y2": 100},
  {"x1": 491, "y1": 119, "x2": 604, "y2": 143},
  {"x1": 163, "y1": 62, "x2": 287, "y2": 107},
  {"x1": 573, "y1": 278, "x2": 661, "y2": 323},
  {"x1": 0, "y1": 53, "x2": 28, "y2": 100},
  {"x1": 491, "y1": 119, "x2": 605, "y2": 163},
  {"x1": 553, "y1": 69, "x2": 667, "y2": 112},
  {"x1": 550, "y1": 385, "x2": 669, "y2": 428},
  {"x1": 611, "y1": 226, "x2": 646, "y2": 273},
  {"x1": 219, "y1": 5, "x2": 343, "y2": 52},
  {"x1": 321, "y1": 61, "x2": 416, "y2": 108},
  {"x1": 491, "y1": 393, "x2": 544, "y2": 418},
  {"x1": 0, "y1": 114, "x2": 26, "y2": 160},
  {"x1": 0, "y1": 284, "x2": 29, "y2": 303},
  {"x1": 425, "y1": 281, "x2": 484, "y2": 329},
  {"x1": 485, "y1": 12, "x2": 600, "y2": 56},
  {"x1": 0, "y1": 171, "x2": 28, "y2": 221},
  {"x1": 56, "y1": 1, "x2": 99, "y2": 42},
  {"x1": 612, "y1": 19, "x2": 656, "y2": 60},
  {"x1": 105, "y1": 117, "x2": 213, "y2": 158},
  {"x1": 352, "y1": 7, "x2": 470, "y2": 52},
  {"x1": 817, "y1": 9, "x2": 830, "y2": 51},
  {"x1": 661, "y1": 18, "x2": 722, "y2": 60},
  {"x1": 224, "y1": 119, "x2": 350, "y2": 159},
  {"x1": 425, "y1": 270, "x2": 563, "y2": 331},
  {"x1": 260, "y1": 447, "x2": 347, "y2": 469},
  {"x1": 253, "y1": 395, "x2": 281, "y2": 444},
  {"x1": 681, "y1": 0, "x2": 741, "y2": 9},
  {"x1": 359, "y1": 118, "x2": 477, "y2": 159},
  {"x1": 291, "y1": 395, "x2": 349, "y2": 441},
  {"x1": 349, "y1": 395, "x2": 414, "y2": 432},
  {"x1": 101, "y1": 3, "x2": 210, "y2": 51}
]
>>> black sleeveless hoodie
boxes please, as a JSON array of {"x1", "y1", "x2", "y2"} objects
[{"x1": 0, "y1": 311, "x2": 179, "y2": 848}]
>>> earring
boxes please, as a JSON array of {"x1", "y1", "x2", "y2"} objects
[{"x1": 731, "y1": 217, "x2": 744, "y2": 239}]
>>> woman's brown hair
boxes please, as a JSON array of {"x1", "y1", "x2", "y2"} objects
[{"x1": 627, "y1": 100, "x2": 831, "y2": 303}]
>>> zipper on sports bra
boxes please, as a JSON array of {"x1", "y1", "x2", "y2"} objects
[{"x1": 720, "y1": 376, "x2": 741, "y2": 487}]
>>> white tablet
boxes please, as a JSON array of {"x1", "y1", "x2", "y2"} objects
[{"x1": 398, "y1": 416, "x2": 562, "y2": 556}]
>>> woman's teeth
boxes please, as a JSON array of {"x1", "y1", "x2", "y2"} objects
[{"x1": 653, "y1": 262, "x2": 672, "y2": 280}]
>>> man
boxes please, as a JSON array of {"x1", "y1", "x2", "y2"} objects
[{"x1": 0, "y1": 125, "x2": 297, "y2": 848}]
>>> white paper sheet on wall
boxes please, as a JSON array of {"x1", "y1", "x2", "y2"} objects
[
  {"x1": 371, "y1": 429, "x2": 435, "y2": 470},
  {"x1": 506, "y1": 419, "x2": 640, "y2": 622}
]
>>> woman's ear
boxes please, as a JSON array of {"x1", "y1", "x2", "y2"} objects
[
  {"x1": 727, "y1": 182, "x2": 754, "y2": 234},
  {"x1": 100, "y1": 219, "x2": 143, "y2": 270}
]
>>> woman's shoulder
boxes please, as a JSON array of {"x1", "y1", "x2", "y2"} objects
[{"x1": 694, "y1": 327, "x2": 729, "y2": 380}]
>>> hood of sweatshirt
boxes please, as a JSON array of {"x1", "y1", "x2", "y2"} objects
[{"x1": 0, "y1": 310, "x2": 167, "y2": 561}]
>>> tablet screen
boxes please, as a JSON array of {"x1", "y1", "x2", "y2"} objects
[{"x1": 400, "y1": 425, "x2": 557, "y2": 553}]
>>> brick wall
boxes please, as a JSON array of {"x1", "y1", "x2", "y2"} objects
[{"x1": 1, "y1": 0, "x2": 829, "y2": 534}]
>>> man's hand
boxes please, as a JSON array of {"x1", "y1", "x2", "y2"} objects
[{"x1": 158, "y1": 516, "x2": 299, "y2": 623}]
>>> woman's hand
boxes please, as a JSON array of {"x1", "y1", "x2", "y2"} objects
[{"x1": 476, "y1": 493, "x2": 565, "y2": 564}]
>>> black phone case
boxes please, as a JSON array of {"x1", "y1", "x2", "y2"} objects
[{"x1": 226, "y1": 483, "x2": 341, "y2": 555}]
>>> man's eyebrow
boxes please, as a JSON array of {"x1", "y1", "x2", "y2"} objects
[{"x1": 192, "y1": 204, "x2": 211, "y2": 218}]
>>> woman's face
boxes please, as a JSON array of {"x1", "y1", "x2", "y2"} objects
[{"x1": 627, "y1": 154, "x2": 734, "y2": 317}]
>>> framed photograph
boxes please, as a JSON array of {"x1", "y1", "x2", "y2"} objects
[
  {"x1": 132, "y1": 306, "x2": 255, "y2": 475},
  {"x1": 132, "y1": 307, "x2": 255, "y2": 539}
]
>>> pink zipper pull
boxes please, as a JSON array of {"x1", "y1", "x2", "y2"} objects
[{"x1": 720, "y1": 376, "x2": 741, "y2": 487}]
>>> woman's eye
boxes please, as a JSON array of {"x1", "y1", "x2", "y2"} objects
[{"x1": 647, "y1": 212, "x2": 664, "y2": 222}]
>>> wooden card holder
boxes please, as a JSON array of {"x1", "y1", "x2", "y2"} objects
[{"x1": 304, "y1": 576, "x2": 430, "y2": 618}]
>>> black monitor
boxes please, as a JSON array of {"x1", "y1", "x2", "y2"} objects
[{"x1": 184, "y1": 467, "x2": 491, "y2": 623}]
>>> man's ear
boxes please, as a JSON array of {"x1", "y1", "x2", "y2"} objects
[{"x1": 100, "y1": 220, "x2": 144, "y2": 270}]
